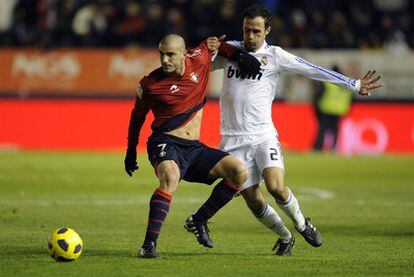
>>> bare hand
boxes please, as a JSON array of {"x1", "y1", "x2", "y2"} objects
[
  {"x1": 359, "y1": 70, "x2": 382, "y2": 96},
  {"x1": 206, "y1": 34, "x2": 226, "y2": 53}
]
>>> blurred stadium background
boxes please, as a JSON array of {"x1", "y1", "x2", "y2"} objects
[
  {"x1": 0, "y1": 0, "x2": 414, "y2": 154},
  {"x1": 0, "y1": 0, "x2": 413, "y2": 154},
  {"x1": 1, "y1": 1, "x2": 413, "y2": 275}
]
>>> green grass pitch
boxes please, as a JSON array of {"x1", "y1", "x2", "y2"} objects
[{"x1": 0, "y1": 151, "x2": 413, "y2": 276}]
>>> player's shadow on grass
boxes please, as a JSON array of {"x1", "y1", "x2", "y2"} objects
[
  {"x1": 3, "y1": 246, "x2": 46, "y2": 256},
  {"x1": 85, "y1": 249, "x2": 138, "y2": 258},
  {"x1": 2, "y1": 244, "x2": 271, "y2": 258},
  {"x1": 4, "y1": 246, "x2": 141, "y2": 258},
  {"x1": 85, "y1": 249, "x2": 269, "y2": 258},
  {"x1": 164, "y1": 252, "x2": 270, "y2": 257}
]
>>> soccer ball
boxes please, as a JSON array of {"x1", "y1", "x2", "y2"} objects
[{"x1": 48, "y1": 227, "x2": 83, "y2": 261}]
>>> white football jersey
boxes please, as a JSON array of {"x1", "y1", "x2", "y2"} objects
[{"x1": 212, "y1": 40, "x2": 361, "y2": 136}]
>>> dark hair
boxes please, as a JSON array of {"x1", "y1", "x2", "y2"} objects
[{"x1": 242, "y1": 4, "x2": 272, "y2": 28}]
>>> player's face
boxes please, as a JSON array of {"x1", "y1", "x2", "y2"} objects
[
  {"x1": 243, "y1": 17, "x2": 271, "y2": 52},
  {"x1": 159, "y1": 43, "x2": 186, "y2": 75}
]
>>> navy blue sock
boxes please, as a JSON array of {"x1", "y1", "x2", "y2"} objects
[
  {"x1": 192, "y1": 180, "x2": 239, "y2": 222},
  {"x1": 144, "y1": 188, "x2": 172, "y2": 243}
]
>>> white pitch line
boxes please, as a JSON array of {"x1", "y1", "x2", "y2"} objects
[
  {"x1": 0, "y1": 186, "x2": 337, "y2": 207},
  {"x1": 296, "y1": 187, "x2": 336, "y2": 200},
  {"x1": 3, "y1": 187, "x2": 411, "y2": 207}
]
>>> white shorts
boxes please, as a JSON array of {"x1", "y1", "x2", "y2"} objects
[{"x1": 220, "y1": 132, "x2": 285, "y2": 190}]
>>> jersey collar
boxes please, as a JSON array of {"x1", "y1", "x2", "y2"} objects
[{"x1": 255, "y1": 41, "x2": 269, "y2": 53}]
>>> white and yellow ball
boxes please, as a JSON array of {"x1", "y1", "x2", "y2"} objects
[{"x1": 48, "y1": 227, "x2": 83, "y2": 261}]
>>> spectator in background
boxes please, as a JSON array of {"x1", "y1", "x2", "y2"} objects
[
  {"x1": 0, "y1": 0, "x2": 18, "y2": 46},
  {"x1": 164, "y1": 8, "x2": 187, "y2": 42},
  {"x1": 289, "y1": 9, "x2": 307, "y2": 47},
  {"x1": 54, "y1": 0, "x2": 78, "y2": 47},
  {"x1": 379, "y1": 15, "x2": 395, "y2": 42},
  {"x1": 142, "y1": 2, "x2": 165, "y2": 46},
  {"x1": 72, "y1": 2, "x2": 107, "y2": 47},
  {"x1": 36, "y1": 0, "x2": 59, "y2": 48},
  {"x1": 114, "y1": 1, "x2": 146, "y2": 47},
  {"x1": 384, "y1": 30, "x2": 410, "y2": 54},
  {"x1": 313, "y1": 65, "x2": 353, "y2": 152},
  {"x1": 212, "y1": 1, "x2": 240, "y2": 40},
  {"x1": 186, "y1": 0, "x2": 215, "y2": 44},
  {"x1": 374, "y1": 0, "x2": 408, "y2": 13},
  {"x1": 12, "y1": 0, "x2": 38, "y2": 46},
  {"x1": 306, "y1": 10, "x2": 328, "y2": 48},
  {"x1": 1, "y1": 0, "x2": 413, "y2": 50},
  {"x1": 327, "y1": 10, "x2": 355, "y2": 48}
]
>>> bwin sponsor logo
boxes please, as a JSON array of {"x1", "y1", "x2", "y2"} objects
[{"x1": 227, "y1": 66, "x2": 262, "y2": 80}]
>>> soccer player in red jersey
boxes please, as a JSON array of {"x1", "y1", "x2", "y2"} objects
[{"x1": 124, "y1": 34, "x2": 261, "y2": 258}]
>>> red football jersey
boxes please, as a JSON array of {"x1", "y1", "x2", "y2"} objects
[{"x1": 127, "y1": 41, "x2": 213, "y2": 148}]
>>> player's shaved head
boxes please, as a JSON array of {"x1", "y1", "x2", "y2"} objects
[
  {"x1": 159, "y1": 34, "x2": 186, "y2": 51},
  {"x1": 158, "y1": 34, "x2": 187, "y2": 76}
]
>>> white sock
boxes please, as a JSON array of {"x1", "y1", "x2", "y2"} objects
[
  {"x1": 276, "y1": 188, "x2": 306, "y2": 231},
  {"x1": 255, "y1": 203, "x2": 291, "y2": 242}
]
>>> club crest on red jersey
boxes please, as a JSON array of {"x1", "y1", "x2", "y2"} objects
[
  {"x1": 170, "y1": 84, "x2": 179, "y2": 93},
  {"x1": 190, "y1": 72, "x2": 199, "y2": 83}
]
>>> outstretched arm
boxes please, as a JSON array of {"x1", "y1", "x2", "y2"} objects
[{"x1": 276, "y1": 47, "x2": 382, "y2": 95}]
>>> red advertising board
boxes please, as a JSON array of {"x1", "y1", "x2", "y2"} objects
[
  {"x1": 0, "y1": 49, "x2": 160, "y2": 96},
  {"x1": 0, "y1": 100, "x2": 412, "y2": 154}
]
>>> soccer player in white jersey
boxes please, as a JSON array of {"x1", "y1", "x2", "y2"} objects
[{"x1": 188, "y1": 4, "x2": 382, "y2": 256}]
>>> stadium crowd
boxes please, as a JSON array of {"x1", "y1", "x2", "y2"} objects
[{"x1": 0, "y1": 0, "x2": 412, "y2": 51}]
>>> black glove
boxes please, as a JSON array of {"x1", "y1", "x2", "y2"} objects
[
  {"x1": 237, "y1": 51, "x2": 261, "y2": 77},
  {"x1": 124, "y1": 148, "x2": 138, "y2": 177}
]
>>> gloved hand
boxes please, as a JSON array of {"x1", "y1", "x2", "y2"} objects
[
  {"x1": 124, "y1": 148, "x2": 138, "y2": 177},
  {"x1": 237, "y1": 51, "x2": 261, "y2": 77}
]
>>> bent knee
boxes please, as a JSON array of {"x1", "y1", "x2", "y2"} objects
[
  {"x1": 267, "y1": 182, "x2": 287, "y2": 197},
  {"x1": 158, "y1": 175, "x2": 180, "y2": 194},
  {"x1": 159, "y1": 168, "x2": 179, "y2": 183},
  {"x1": 159, "y1": 174, "x2": 179, "y2": 186},
  {"x1": 157, "y1": 163, "x2": 180, "y2": 192},
  {"x1": 230, "y1": 163, "x2": 248, "y2": 186}
]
